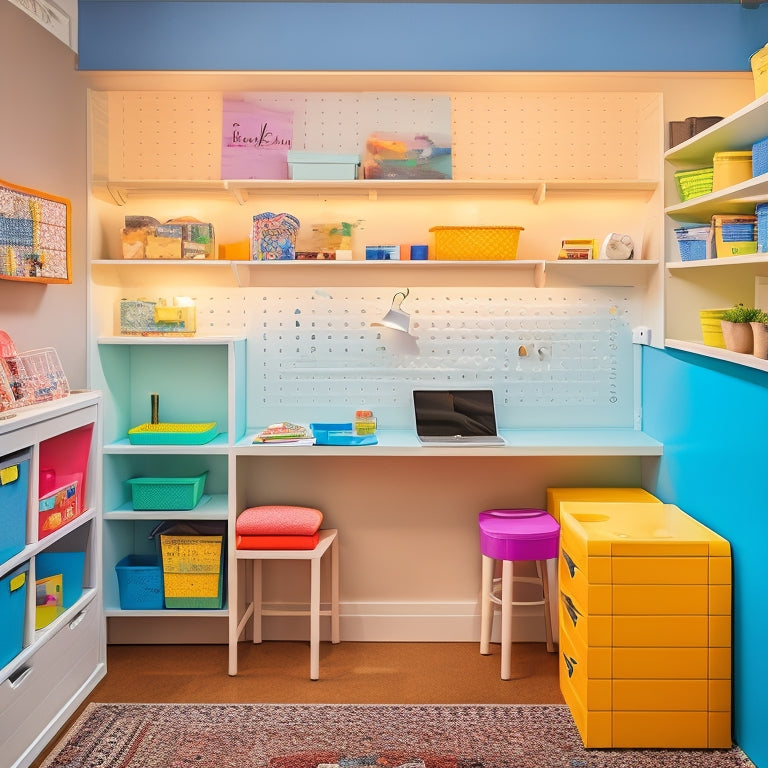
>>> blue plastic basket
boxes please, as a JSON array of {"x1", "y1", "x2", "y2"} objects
[
  {"x1": 115, "y1": 554, "x2": 164, "y2": 610},
  {"x1": 758, "y1": 203, "x2": 768, "y2": 253},
  {"x1": 677, "y1": 239, "x2": 708, "y2": 262},
  {"x1": 753, "y1": 136, "x2": 768, "y2": 177}
]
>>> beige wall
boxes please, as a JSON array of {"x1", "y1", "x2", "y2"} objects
[{"x1": 0, "y1": 1, "x2": 89, "y2": 388}]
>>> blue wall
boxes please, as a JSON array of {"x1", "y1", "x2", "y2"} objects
[
  {"x1": 77, "y1": 2, "x2": 768, "y2": 71},
  {"x1": 75, "y1": 2, "x2": 768, "y2": 764},
  {"x1": 642, "y1": 347, "x2": 768, "y2": 767}
]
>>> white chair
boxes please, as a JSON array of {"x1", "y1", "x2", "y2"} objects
[{"x1": 231, "y1": 528, "x2": 339, "y2": 680}]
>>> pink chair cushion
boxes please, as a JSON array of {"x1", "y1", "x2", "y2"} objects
[{"x1": 236, "y1": 505, "x2": 323, "y2": 536}]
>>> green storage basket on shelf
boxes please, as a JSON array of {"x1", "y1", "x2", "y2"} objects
[
  {"x1": 674, "y1": 167, "x2": 714, "y2": 202},
  {"x1": 127, "y1": 472, "x2": 208, "y2": 511}
]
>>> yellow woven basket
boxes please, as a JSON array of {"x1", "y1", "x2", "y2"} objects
[{"x1": 429, "y1": 226, "x2": 523, "y2": 260}]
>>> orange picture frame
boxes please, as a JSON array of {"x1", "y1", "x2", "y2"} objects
[{"x1": 0, "y1": 178, "x2": 71, "y2": 284}]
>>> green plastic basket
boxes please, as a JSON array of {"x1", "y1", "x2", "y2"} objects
[
  {"x1": 127, "y1": 472, "x2": 208, "y2": 511},
  {"x1": 674, "y1": 167, "x2": 714, "y2": 202}
]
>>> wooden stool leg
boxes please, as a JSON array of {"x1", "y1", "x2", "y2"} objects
[
  {"x1": 480, "y1": 554, "x2": 494, "y2": 655},
  {"x1": 330, "y1": 533, "x2": 340, "y2": 644},
  {"x1": 539, "y1": 560, "x2": 555, "y2": 653},
  {"x1": 252, "y1": 559, "x2": 263, "y2": 645},
  {"x1": 310, "y1": 554, "x2": 321, "y2": 680},
  {"x1": 500, "y1": 559, "x2": 513, "y2": 680}
]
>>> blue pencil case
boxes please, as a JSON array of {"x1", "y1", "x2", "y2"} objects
[{"x1": 310, "y1": 423, "x2": 378, "y2": 446}]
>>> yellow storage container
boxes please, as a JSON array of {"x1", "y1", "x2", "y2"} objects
[
  {"x1": 429, "y1": 225, "x2": 523, "y2": 260},
  {"x1": 160, "y1": 534, "x2": 224, "y2": 608},
  {"x1": 712, "y1": 151, "x2": 753, "y2": 192},
  {"x1": 699, "y1": 309, "x2": 727, "y2": 348},
  {"x1": 751, "y1": 42, "x2": 768, "y2": 99}
]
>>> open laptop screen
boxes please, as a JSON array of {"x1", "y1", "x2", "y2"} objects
[{"x1": 413, "y1": 389, "x2": 499, "y2": 438}]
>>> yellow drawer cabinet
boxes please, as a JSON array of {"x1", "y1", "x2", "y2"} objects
[{"x1": 558, "y1": 501, "x2": 731, "y2": 749}]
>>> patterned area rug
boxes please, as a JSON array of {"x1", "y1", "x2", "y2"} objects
[{"x1": 41, "y1": 703, "x2": 756, "y2": 768}]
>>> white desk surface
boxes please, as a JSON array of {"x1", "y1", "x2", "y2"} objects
[{"x1": 235, "y1": 428, "x2": 662, "y2": 457}]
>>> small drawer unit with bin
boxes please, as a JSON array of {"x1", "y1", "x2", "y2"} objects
[{"x1": 558, "y1": 501, "x2": 731, "y2": 749}]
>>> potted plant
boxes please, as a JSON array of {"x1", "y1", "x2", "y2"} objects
[
  {"x1": 749, "y1": 309, "x2": 768, "y2": 359},
  {"x1": 721, "y1": 304, "x2": 764, "y2": 354}
]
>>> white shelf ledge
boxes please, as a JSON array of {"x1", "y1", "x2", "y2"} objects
[
  {"x1": 92, "y1": 177, "x2": 658, "y2": 206},
  {"x1": 665, "y1": 338, "x2": 768, "y2": 373}
]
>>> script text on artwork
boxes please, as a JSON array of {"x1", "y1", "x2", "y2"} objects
[{"x1": 229, "y1": 123, "x2": 292, "y2": 149}]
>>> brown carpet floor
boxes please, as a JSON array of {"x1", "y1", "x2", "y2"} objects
[{"x1": 29, "y1": 640, "x2": 562, "y2": 767}]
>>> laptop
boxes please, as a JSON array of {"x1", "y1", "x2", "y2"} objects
[{"x1": 413, "y1": 389, "x2": 506, "y2": 446}]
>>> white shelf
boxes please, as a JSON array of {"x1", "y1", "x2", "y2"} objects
[
  {"x1": 665, "y1": 338, "x2": 768, "y2": 372},
  {"x1": 104, "y1": 493, "x2": 228, "y2": 520},
  {"x1": 235, "y1": 428, "x2": 663, "y2": 457},
  {"x1": 665, "y1": 174, "x2": 768, "y2": 223},
  {"x1": 97, "y1": 334, "x2": 245, "y2": 345},
  {"x1": 665, "y1": 92, "x2": 768, "y2": 165},
  {"x1": 104, "y1": 607, "x2": 227, "y2": 618},
  {"x1": 93, "y1": 177, "x2": 658, "y2": 206},
  {"x1": 92, "y1": 258, "x2": 658, "y2": 290},
  {"x1": 666, "y1": 253, "x2": 768, "y2": 270}
]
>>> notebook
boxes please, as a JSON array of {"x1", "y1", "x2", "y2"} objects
[{"x1": 413, "y1": 389, "x2": 506, "y2": 446}]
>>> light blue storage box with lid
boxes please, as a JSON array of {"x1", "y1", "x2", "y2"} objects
[
  {"x1": 0, "y1": 562, "x2": 29, "y2": 668},
  {"x1": 287, "y1": 151, "x2": 360, "y2": 180},
  {"x1": 0, "y1": 448, "x2": 31, "y2": 562}
]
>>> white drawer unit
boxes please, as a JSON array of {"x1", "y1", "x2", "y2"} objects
[{"x1": 0, "y1": 392, "x2": 105, "y2": 768}]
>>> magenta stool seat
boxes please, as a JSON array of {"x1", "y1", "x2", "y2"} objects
[{"x1": 478, "y1": 508, "x2": 560, "y2": 680}]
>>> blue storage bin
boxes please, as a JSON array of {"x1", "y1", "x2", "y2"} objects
[
  {"x1": 36, "y1": 551, "x2": 86, "y2": 608},
  {"x1": 115, "y1": 554, "x2": 164, "y2": 610},
  {"x1": 0, "y1": 448, "x2": 30, "y2": 562},
  {"x1": 753, "y1": 136, "x2": 768, "y2": 177},
  {"x1": 0, "y1": 562, "x2": 28, "y2": 668},
  {"x1": 757, "y1": 203, "x2": 768, "y2": 253}
]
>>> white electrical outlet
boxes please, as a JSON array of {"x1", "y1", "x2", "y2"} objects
[{"x1": 632, "y1": 326, "x2": 651, "y2": 345}]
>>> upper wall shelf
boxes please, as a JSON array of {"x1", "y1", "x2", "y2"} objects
[
  {"x1": 664, "y1": 92, "x2": 768, "y2": 166},
  {"x1": 664, "y1": 174, "x2": 768, "y2": 223},
  {"x1": 92, "y1": 178, "x2": 659, "y2": 206},
  {"x1": 91, "y1": 257, "x2": 659, "y2": 290}
]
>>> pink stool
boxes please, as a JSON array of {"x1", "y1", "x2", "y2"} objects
[{"x1": 478, "y1": 508, "x2": 560, "y2": 679}]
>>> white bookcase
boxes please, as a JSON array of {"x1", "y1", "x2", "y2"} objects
[
  {"x1": 664, "y1": 91, "x2": 768, "y2": 372},
  {"x1": 0, "y1": 392, "x2": 104, "y2": 768}
]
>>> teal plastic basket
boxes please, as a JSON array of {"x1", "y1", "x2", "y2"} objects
[
  {"x1": 127, "y1": 422, "x2": 217, "y2": 446},
  {"x1": 127, "y1": 472, "x2": 208, "y2": 511}
]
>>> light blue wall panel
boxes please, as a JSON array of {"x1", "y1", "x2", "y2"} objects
[
  {"x1": 642, "y1": 346, "x2": 768, "y2": 768},
  {"x1": 77, "y1": 2, "x2": 768, "y2": 71}
]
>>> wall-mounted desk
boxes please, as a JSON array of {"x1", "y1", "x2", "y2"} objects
[{"x1": 223, "y1": 430, "x2": 663, "y2": 656}]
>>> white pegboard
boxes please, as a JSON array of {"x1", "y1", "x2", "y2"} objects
[
  {"x1": 106, "y1": 92, "x2": 451, "y2": 179},
  {"x1": 103, "y1": 90, "x2": 658, "y2": 181},
  {"x1": 243, "y1": 286, "x2": 638, "y2": 430},
  {"x1": 451, "y1": 92, "x2": 656, "y2": 181}
]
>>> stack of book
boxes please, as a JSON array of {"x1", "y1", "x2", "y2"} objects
[{"x1": 252, "y1": 422, "x2": 315, "y2": 445}]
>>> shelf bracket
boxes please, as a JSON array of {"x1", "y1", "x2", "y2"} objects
[
  {"x1": 533, "y1": 182, "x2": 546, "y2": 205},
  {"x1": 230, "y1": 186, "x2": 248, "y2": 206},
  {"x1": 107, "y1": 185, "x2": 128, "y2": 206},
  {"x1": 534, "y1": 261, "x2": 546, "y2": 288},
  {"x1": 368, "y1": 189, "x2": 378, "y2": 202}
]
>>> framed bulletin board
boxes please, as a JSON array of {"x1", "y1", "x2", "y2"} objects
[{"x1": 0, "y1": 178, "x2": 72, "y2": 284}]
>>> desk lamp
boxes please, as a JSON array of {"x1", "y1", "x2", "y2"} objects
[{"x1": 372, "y1": 288, "x2": 412, "y2": 334}]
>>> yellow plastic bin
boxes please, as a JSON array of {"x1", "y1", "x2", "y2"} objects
[
  {"x1": 160, "y1": 534, "x2": 224, "y2": 608},
  {"x1": 429, "y1": 226, "x2": 523, "y2": 260},
  {"x1": 712, "y1": 151, "x2": 753, "y2": 192}
]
